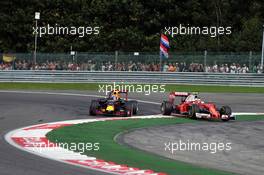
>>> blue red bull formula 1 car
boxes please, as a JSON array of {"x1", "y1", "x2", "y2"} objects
[{"x1": 89, "y1": 90, "x2": 138, "y2": 117}]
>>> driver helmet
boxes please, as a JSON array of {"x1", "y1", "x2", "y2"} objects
[
  {"x1": 194, "y1": 94, "x2": 203, "y2": 103},
  {"x1": 112, "y1": 90, "x2": 121, "y2": 100}
]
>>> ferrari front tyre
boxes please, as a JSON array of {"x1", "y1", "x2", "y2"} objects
[
  {"x1": 220, "y1": 106, "x2": 232, "y2": 121},
  {"x1": 89, "y1": 100, "x2": 99, "y2": 116},
  {"x1": 161, "y1": 101, "x2": 173, "y2": 115},
  {"x1": 188, "y1": 104, "x2": 200, "y2": 119}
]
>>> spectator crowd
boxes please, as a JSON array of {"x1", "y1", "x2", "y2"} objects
[{"x1": 0, "y1": 60, "x2": 263, "y2": 73}]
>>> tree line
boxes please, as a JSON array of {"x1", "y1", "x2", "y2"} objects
[{"x1": 0, "y1": 0, "x2": 264, "y2": 53}]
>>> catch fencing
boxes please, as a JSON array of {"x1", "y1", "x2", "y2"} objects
[{"x1": 1, "y1": 51, "x2": 262, "y2": 72}]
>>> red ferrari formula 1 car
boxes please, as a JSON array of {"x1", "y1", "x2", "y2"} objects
[
  {"x1": 89, "y1": 90, "x2": 138, "y2": 117},
  {"x1": 161, "y1": 92, "x2": 235, "y2": 121}
]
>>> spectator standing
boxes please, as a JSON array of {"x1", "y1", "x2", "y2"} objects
[
  {"x1": 230, "y1": 63, "x2": 236, "y2": 73},
  {"x1": 163, "y1": 62, "x2": 169, "y2": 72},
  {"x1": 241, "y1": 64, "x2": 249, "y2": 73}
]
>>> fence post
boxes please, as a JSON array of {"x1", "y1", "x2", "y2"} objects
[
  {"x1": 204, "y1": 50, "x2": 207, "y2": 72},
  {"x1": 249, "y1": 51, "x2": 252, "y2": 72},
  {"x1": 115, "y1": 51, "x2": 118, "y2": 71},
  {"x1": 261, "y1": 25, "x2": 264, "y2": 72}
]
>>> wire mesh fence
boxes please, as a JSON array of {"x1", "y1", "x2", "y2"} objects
[{"x1": 0, "y1": 51, "x2": 263, "y2": 73}]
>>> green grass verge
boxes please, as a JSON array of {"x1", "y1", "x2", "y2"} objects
[
  {"x1": 0, "y1": 82, "x2": 264, "y2": 93},
  {"x1": 46, "y1": 115, "x2": 264, "y2": 175}
]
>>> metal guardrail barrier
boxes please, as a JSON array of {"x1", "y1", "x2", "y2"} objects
[{"x1": 0, "y1": 70, "x2": 264, "y2": 86}]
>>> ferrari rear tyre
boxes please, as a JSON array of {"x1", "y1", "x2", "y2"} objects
[
  {"x1": 220, "y1": 106, "x2": 232, "y2": 121},
  {"x1": 161, "y1": 101, "x2": 173, "y2": 115}
]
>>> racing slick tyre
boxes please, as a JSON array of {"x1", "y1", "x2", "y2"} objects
[
  {"x1": 188, "y1": 104, "x2": 200, "y2": 119},
  {"x1": 89, "y1": 100, "x2": 99, "y2": 116},
  {"x1": 161, "y1": 101, "x2": 173, "y2": 115},
  {"x1": 123, "y1": 103, "x2": 133, "y2": 117},
  {"x1": 130, "y1": 101, "x2": 138, "y2": 115},
  {"x1": 220, "y1": 106, "x2": 232, "y2": 121}
]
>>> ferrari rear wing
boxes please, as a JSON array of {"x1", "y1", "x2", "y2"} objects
[
  {"x1": 169, "y1": 92, "x2": 199, "y2": 97},
  {"x1": 170, "y1": 92, "x2": 190, "y2": 97}
]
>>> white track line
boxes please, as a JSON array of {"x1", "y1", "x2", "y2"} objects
[
  {"x1": 0, "y1": 90, "x2": 160, "y2": 105},
  {"x1": 2, "y1": 90, "x2": 264, "y2": 110}
]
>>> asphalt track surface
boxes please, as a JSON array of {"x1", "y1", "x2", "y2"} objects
[{"x1": 1, "y1": 90, "x2": 264, "y2": 175}]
